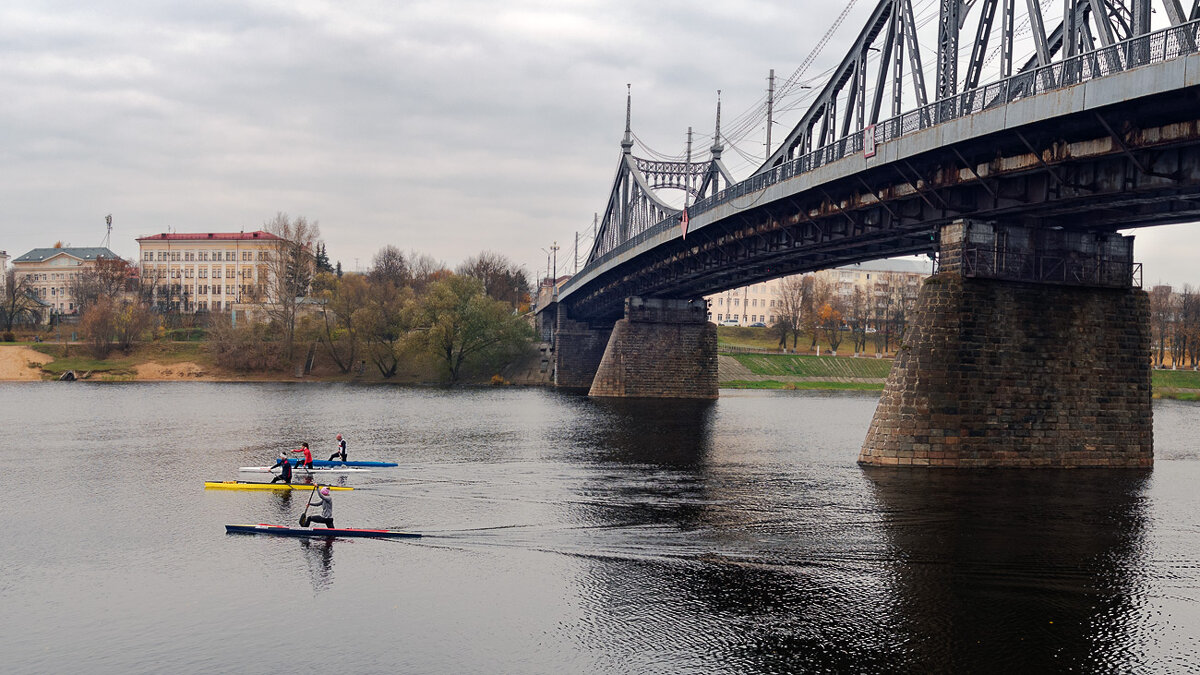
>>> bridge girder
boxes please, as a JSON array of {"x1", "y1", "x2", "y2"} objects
[{"x1": 566, "y1": 91, "x2": 1200, "y2": 321}]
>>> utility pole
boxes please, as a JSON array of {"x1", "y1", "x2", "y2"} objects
[
  {"x1": 550, "y1": 241, "x2": 559, "y2": 281},
  {"x1": 765, "y1": 69, "x2": 775, "y2": 156},
  {"x1": 573, "y1": 232, "x2": 578, "y2": 274}
]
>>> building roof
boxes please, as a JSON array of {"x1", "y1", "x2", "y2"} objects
[
  {"x1": 136, "y1": 231, "x2": 281, "y2": 242},
  {"x1": 13, "y1": 247, "x2": 119, "y2": 264}
]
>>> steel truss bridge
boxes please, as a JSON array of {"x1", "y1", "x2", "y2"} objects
[{"x1": 556, "y1": 1, "x2": 1200, "y2": 322}]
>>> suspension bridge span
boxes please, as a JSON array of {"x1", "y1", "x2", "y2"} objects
[{"x1": 539, "y1": 1, "x2": 1200, "y2": 468}]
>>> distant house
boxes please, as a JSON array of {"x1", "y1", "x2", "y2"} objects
[{"x1": 11, "y1": 246, "x2": 120, "y2": 319}]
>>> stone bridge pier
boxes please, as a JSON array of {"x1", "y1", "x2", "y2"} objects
[
  {"x1": 551, "y1": 297, "x2": 717, "y2": 398},
  {"x1": 859, "y1": 220, "x2": 1152, "y2": 468}
]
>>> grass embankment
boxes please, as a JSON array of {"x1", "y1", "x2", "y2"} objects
[
  {"x1": 1153, "y1": 368, "x2": 1200, "y2": 400},
  {"x1": 28, "y1": 342, "x2": 210, "y2": 380},
  {"x1": 722, "y1": 348, "x2": 1200, "y2": 398}
]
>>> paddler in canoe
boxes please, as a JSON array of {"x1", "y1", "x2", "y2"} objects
[
  {"x1": 305, "y1": 486, "x2": 334, "y2": 529},
  {"x1": 269, "y1": 451, "x2": 293, "y2": 484},
  {"x1": 328, "y1": 434, "x2": 347, "y2": 462},
  {"x1": 291, "y1": 442, "x2": 314, "y2": 471}
]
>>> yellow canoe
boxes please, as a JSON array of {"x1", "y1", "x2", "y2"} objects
[{"x1": 205, "y1": 481, "x2": 354, "y2": 491}]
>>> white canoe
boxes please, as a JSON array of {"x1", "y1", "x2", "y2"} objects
[{"x1": 239, "y1": 466, "x2": 372, "y2": 474}]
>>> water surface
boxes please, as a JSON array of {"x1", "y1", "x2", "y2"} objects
[{"x1": 2, "y1": 384, "x2": 1198, "y2": 673}]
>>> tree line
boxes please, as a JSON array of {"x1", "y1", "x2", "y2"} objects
[
  {"x1": 1149, "y1": 284, "x2": 1200, "y2": 368},
  {"x1": 3, "y1": 214, "x2": 534, "y2": 383},
  {"x1": 768, "y1": 272, "x2": 922, "y2": 356}
]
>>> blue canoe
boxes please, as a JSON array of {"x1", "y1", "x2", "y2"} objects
[
  {"x1": 286, "y1": 459, "x2": 398, "y2": 468},
  {"x1": 226, "y1": 524, "x2": 420, "y2": 539}
]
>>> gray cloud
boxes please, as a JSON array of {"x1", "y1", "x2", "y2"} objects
[{"x1": 1, "y1": 1, "x2": 1196, "y2": 284}]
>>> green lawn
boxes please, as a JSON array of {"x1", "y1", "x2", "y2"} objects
[
  {"x1": 1152, "y1": 369, "x2": 1200, "y2": 390},
  {"x1": 723, "y1": 379, "x2": 885, "y2": 391},
  {"x1": 727, "y1": 352, "x2": 894, "y2": 379}
]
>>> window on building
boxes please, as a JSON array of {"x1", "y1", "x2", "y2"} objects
[
  {"x1": 769, "y1": 315, "x2": 775, "y2": 323},
  {"x1": 717, "y1": 314, "x2": 723, "y2": 321}
]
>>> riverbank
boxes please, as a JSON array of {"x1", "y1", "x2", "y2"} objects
[
  {"x1": 3, "y1": 343, "x2": 1199, "y2": 398},
  {"x1": 0, "y1": 342, "x2": 539, "y2": 385}
]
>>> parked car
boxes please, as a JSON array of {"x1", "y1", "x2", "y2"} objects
[
  {"x1": 720, "y1": 319, "x2": 741, "y2": 326},
  {"x1": 749, "y1": 322, "x2": 766, "y2": 328}
]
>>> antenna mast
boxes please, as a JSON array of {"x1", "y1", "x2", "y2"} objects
[{"x1": 103, "y1": 214, "x2": 113, "y2": 249}]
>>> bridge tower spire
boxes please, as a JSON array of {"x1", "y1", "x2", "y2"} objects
[
  {"x1": 710, "y1": 90, "x2": 723, "y2": 160},
  {"x1": 621, "y1": 84, "x2": 633, "y2": 154}
]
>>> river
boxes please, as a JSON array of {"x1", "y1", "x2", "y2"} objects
[{"x1": 1, "y1": 383, "x2": 1198, "y2": 673}]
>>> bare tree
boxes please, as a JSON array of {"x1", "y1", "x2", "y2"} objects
[
  {"x1": 773, "y1": 275, "x2": 809, "y2": 350},
  {"x1": 804, "y1": 277, "x2": 831, "y2": 352},
  {"x1": 262, "y1": 212, "x2": 320, "y2": 361},
  {"x1": 408, "y1": 251, "x2": 449, "y2": 295},
  {"x1": 0, "y1": 271, "x2": 39, "y2": 331},
  {"x1": 456, "y1": 251, "x2": 530, "y2": 310},
  {"x1": 1149, "y1": 285, "x2": 1173, "y2": 368},
  {"x1": 846, "y1": 286, "x2": 869, "y2": 356},
  {"x1": 368, "y1": 245, "x2": 409, "y2": 288},
  {"x1": 70, "y1": 257, "x2": 134, "y2": 313}
]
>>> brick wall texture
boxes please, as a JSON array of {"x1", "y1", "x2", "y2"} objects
[
  {"x1": 859, "y1": 273, "x2": 1152, "y2": 468},
  {"x1": 588, "y1": 298, "x2": 718, "y2": 399},
  {"x1": 553, "y1": 313, "x2": 613, "y2": 390}
]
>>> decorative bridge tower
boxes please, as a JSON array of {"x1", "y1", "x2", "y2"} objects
[{"x1": 552, "y1": 88, "x2": 732, "y2": 398}]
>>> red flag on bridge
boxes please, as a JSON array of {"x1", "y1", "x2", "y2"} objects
[{"x1": 680, "y1": 207, "x2": 689, "y2": 240}]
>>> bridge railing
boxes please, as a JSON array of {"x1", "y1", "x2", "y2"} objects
[
  {"x1": 574, "y1": 19, "x2": 1200, "y2": 288},
  {"x1": 954, "y1": 247, "x2": 1143, "y2": 289}
]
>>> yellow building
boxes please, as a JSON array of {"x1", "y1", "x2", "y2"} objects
[
  {"x1": 705, "y1": 259, "x2": 930, "y2": 326},
  {"x1": 136, "y1": 231, "x2": 280, "y2": 312},
  {"x1": 11, "y1": 246, "x2": 120, "y2": 317}
]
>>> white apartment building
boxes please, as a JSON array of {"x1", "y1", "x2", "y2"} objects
[
  {"x1": 136, "y1": 231, "x2": 281, "y2": 312},
  {"x1": 705, "y1": 258, "x2": 931, "y2": 326},
  {"x1": 10, "y1": 246, "x2": 120, "y2": 316}
]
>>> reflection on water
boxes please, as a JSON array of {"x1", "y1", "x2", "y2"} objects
[
  {"x1": 863, "y1": 468, "x2": 1151, "y2": 672},
  {"x1": 0, "y1": 383, "x2": 1197, "y2": 674}
]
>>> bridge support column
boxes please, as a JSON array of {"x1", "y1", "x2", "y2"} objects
[
  {"x1": 859, "y1": 220, "x2": 1152, "y2": 468},
  {"x1": 552, "y1": 307, "x2": 613, "y2": 390},
  {"x1": 589, "y1": 297, "x2": 717, "y2": 399}
]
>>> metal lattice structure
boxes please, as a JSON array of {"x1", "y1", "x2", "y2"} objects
[
  {"x1": 587, "y1": 90, "x2": 737, "y2": 264},
  {"x1": 763, "y1": 0, "x2": 1188, "y2": 171},
  {"x1": 573, "y1": 1, "x2": 1200, "y2": 280}
]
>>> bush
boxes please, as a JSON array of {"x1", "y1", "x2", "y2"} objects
[
  {"x1": 208, "y1": 321, "x2": 286, "y2": 372},
  {"x1": 1, "y1": 332, "x2": 13, "y2": 342}
]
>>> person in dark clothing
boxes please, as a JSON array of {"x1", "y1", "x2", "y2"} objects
[
  {"x1": 307, "y1": 487, "x2": 334, "y2": 528},
  {"x1": 269, "y1": 451, "x2": 293, "y2": 484},
  {"x1": 328, "y1": 434, "x2": 347, "y2": 462}
]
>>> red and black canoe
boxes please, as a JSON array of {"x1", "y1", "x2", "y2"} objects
[{"x1": 225, "y1": 523, "x2": 421, "y2": 539}]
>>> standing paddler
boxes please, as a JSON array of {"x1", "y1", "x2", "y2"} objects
[{"x1": 269, "y1": 451, "x2": 293, "y2": 484}]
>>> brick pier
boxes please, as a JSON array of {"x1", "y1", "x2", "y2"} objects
[
  {"x1": 588, "y1": 297, "x2": 718, "y2": 399},
  {"x1": 859, "y1": 221, "x2": 1152, "y2": 468}
]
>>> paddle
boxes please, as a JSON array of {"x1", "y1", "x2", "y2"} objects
[{"x1": 299, "y1": 483, "x2": 319, "y2": 527}]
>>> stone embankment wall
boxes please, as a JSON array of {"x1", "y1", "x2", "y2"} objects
[
  {"x1": 859, "y1": 273, "x2": 1152, "y2": 468},
  {"x1": 589, "y1": 297, "x2": 717, "y2": 399}
]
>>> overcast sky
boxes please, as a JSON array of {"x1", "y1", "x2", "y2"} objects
[{"x1": 0, "y1": 1, "x2": 1195, "y2": 286}]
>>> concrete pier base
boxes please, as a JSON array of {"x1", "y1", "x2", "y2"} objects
[{"x1": 589, "y1": 297, "x2": 717, "y2": 399}]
